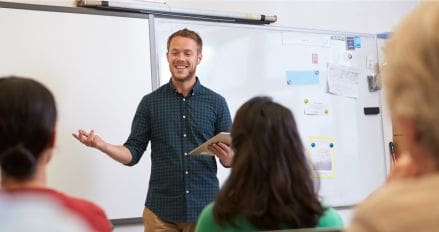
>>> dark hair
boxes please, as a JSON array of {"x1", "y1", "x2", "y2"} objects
[
  {"x1": 167, "y1": 28, "x2": 203, "y2": 53},
  {"x1": 214, "y1": 96, "x2": 324, "y2": 230},
  {"x1": 0, "y1": 76, "x2": 57, "y2": 180}
]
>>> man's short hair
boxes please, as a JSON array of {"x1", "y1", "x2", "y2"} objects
[{"x1": 167, "y1": 28, "x2": 203, "y2": 53}]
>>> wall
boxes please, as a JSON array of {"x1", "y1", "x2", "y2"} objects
[
  {"x1": 0, "y1": 0, "x2": 419, "y2": 34},
  {"x1": 1, "y1": 1, "x2": 419, "y2": 231}
]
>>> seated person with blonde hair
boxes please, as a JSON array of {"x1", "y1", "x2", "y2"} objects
[{"x1": 347, "y1": 3, "x2": 439, "y2": 231}]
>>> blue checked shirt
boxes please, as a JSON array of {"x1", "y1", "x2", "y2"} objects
[{"x1": 124, "y1": 78, "x2": 232, "y2": 222}]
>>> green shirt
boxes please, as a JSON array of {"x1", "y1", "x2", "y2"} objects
[
  {"x1": 196, "y1": 202, "x2": 343, "y2": 231},
  {"x1": 124, "y1": 79, "x2": 231, "y2": 222}
]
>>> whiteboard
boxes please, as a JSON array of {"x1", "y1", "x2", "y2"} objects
[
  {"x1": 154, "y1": 18, "x2": 388, "y2": 207},
  {"x1": 0, "y1": 7, "x2": 152, "y2": 219}
]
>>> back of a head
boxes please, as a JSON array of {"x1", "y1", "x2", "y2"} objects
[
  {"x1": 384, "y1": 3, "x2": 439, "y2": 159},
  {"x1": 215, "y1": 96, "x2": 323, "y2": 230},
  {"x1": 231, "y1": 96, "x2": 309, "y2": 179},
  {"x1": 0, "y1": 76, "x2": 57, "y2": 180}
]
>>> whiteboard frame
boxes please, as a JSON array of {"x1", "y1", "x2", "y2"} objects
[{"x1": 152, "y1": 16, "x2": 392, "y2": 208}]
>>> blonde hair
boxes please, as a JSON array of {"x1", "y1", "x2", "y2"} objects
[{"x1": 384, "y1": 3, "x2": 439, "y2": 159}]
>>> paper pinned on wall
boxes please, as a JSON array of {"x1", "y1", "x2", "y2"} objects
[
  {"x1": 366, "y1": 55, "x2": 376, "y2": 70},
  {"x1": 327, "y1": 63, "x2": 361, "y2": 98},
  {"x1": 346, "y1": 36, "x2": 355, "y2": 50},
  {"x1": 304, "y1": 98, "x2": 329, "y2": 115},
  {"x1": 286, "y1": 70, "x2": 320, "y2": 85},
  {"x1": 308, "y1": 136, "x2": 336, "y2": 178},
  {"x1": 329, "y1": 37, "x2": 352, "y2": 66},
  {"x1": 354, "y1": 36, "x2": 361, "y2": 48},
  {"x1": 312, "y1": 53, "x2": 319, "y2": 64}
]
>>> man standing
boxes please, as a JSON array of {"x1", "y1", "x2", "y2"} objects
[{"x1": 73, "y1": 28, "x2": 233, "y2": 232}]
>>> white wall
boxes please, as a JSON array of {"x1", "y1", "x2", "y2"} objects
[
  {"x1": 167, "y1": 0, "x2": 418, "y2": 34},
  {"x1": 1, "y1": 1, "x2": 419, "y2": 231},
  {"x1": 1, "y1": 0, "x2": 419, "y2": 34}
]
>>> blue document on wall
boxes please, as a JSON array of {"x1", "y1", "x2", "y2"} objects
[{"x1": 286, "y1": 70, "x2": 320, "y2": 85}]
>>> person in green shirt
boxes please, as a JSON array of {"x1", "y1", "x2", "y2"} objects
[{"x1": 196, "y1": 96, "x2": 344, "y2": 231}]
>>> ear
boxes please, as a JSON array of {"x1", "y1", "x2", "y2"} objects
[
  {"x1": 396, "y1": 115, "x2": 424, "y2": 160},
  {"x1": 197, "y1": 52, "x2": 202, "y2": 64},
  {"x1": 396, "y1": 115, "x2": 437, "y2": 173},
  {"x1": 166, "y1": 51, "x2": 170, "y2": 63},
  {"x1": 398, "y1": 116, "x2": 420, "y2": 144}
]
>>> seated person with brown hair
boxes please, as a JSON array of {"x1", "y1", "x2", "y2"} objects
[{"x1": 196, "y1": 96, "x2": 343, "y2": 231}]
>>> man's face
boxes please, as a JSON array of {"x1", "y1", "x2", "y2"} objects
[{"x1": 167, "y1": 36, "x2": 202, "y2": 83}]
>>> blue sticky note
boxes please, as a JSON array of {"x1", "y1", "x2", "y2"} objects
[
  {"x1": 286, "y1": 70, "x2": 320, "y2": 85},
  {"x1": 354, "y1": 36, "x2": 361, "y2": 48}
]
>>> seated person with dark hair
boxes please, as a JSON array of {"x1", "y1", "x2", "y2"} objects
[
  {"x1": 196, "y1": 96, "x2": 343, "y2": 231},
  {"x1": 0, "y1": 76, "x2": 112, "y2": 232}
]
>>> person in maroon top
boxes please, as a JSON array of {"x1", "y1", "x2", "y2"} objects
[{"x1": 0, "y1": 76, "x2": 112, "y2": 232}]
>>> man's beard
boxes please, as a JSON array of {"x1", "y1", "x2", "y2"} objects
[{"x1": 170, "y1": 67, "x2": 197, "y2": 82}]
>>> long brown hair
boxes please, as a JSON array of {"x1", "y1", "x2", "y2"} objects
[{"x1": 214, "y1": 96, "x2": 323, "y2": 230}]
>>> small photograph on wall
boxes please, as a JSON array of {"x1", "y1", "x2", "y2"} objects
[{"x1": 308, "y1": 136, "x2": 336, "y2": 178}]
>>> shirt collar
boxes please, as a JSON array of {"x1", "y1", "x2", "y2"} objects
[{"x1": 167, "y1": 77, "x2": 202, "y2": 96}]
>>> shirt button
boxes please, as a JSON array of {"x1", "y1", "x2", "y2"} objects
[
  {"x1": 185, "y1": 171, "x2": 189, "y2": 175},
  {"x1": 186, "y1": 190, "x2": 189, "y2": 194},
  {"x1": 182, "y1": 115, "x2": 186, "y2": 119},
  {"x1": 183, "y1": 98, "x2": 186, "y2": 101},
  {"x1": 183, "y1": 134, "x2": 187, "y2": 137},
  {"x1": 184, "y1": 152, "x2": 188, "y2": 156}
]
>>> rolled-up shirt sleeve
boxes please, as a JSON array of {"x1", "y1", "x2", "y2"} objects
[{"x1": 124, "y1": 96, "x2": 151, "y2": 166}]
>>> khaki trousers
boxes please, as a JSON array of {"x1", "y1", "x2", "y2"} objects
[{"x1": 142, "y1": 208, "x2": 196, "y2": 232}]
